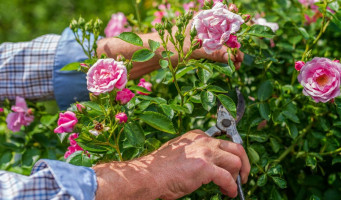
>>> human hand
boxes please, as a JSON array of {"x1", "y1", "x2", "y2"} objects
[{"x1": 93, "y1": 129, "x2": 250, "y2": 200}]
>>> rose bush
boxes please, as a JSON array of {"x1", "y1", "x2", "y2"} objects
[{"x1": 1, "y1": 0, "x2": 341, "y2": 199}]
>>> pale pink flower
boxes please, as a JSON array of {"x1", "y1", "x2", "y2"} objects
[
  {"x1": 183, "y1": 2, "x2": 195, "y2": 12},
  {"x1": 87, "y1": 59, "x2": 127, "y2": 95},
  {"x1": 225, "y1": 35, "x2": 241, "y2": 49},
  {"x1": 192, "y1": 2, "x2": 244, "y2": 54},
  {"x1": 104, "y1": 12, "x2": 132, "y2": 37},
  {"x1": 298, "y1": 57, "x2": 341, "y2": 103},
  {"x1": 116, "y1": 88, "x2": 135, "y2": 105},
  {"x1": 298, "y1": 0, "x2": 319, "y2": 7},
  {"x1": 137, "y1": 78, "x2": 152, "y2": 95},
  {"x1": 334, "y1": 60, "x2": 340, "y2": 63},
  {"x1": 0, "y1": 108, "x2": 4, "y2": 113},
  {"x1": 295, "y1": 61, "x2": 305, "y2": 71},
  {"x1": 228, "y1": 4, "x2": 238, "y2": 13},
  {"x1": 54, "y1": 111, "x2": 78, "y2": 134},
  {"x1": 115, "y1": 112, "x2": 128, "y2": 123},
  {"x1": 253, "y1": 17, "x2": 279, "y2": 32},
  {"x1": 6, "y1": 97, "x2": 34, "y2": 132}
]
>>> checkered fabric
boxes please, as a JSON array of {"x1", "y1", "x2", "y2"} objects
[
  {"x1": 0, "y1": 34, "x2": 60, "y2": 101},
  {"x1": 0, "y1": 161, "x2": 74, "y2": 200}
]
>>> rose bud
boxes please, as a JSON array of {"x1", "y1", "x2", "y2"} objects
[
  {"x1": 295, "y1": 61, "x2": 305, "y2": 71},
  {"x1": 115, "y1": 112, "x2": 128, "y2": 123}
]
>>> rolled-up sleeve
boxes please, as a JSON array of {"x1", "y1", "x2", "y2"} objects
[{"x1": 0, "y1": 159, "x2": 97, "y2": 200}]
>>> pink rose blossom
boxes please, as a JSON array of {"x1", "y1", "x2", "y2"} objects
[
  {"x1": 137, "y1": 78, "x2": 152, "y2": 95},
  {"x1": 115, "y1": 112, "x2": 128, "y2": 123},
  {"x1": 68, "y1": 133, "x2": 79, "y2": 147},
  {"x1": 87, "y1": 59, "x2": 127, "y2": 95},
  {"x1": 298, "y1": 57, "x2": 341, "y2": 103},
  {"x1": 104, "y1": 12, "x2": 132, "y2": 37},
  {"x1": 76, "y1": 104, "x2": 85, "y2": 112},
  {"x1": 183, "y1": 2, "x2": 195, "y2": 12},
  {"x1": 6, "y1": 97, "x2": 34, "y2": 132},
  {"x1": 0, "y1": 108, "x2": 4, "y2": 113},
  {"x1": 64, "y1": 133, "x2": 88, "y2": 159},
  {"x1": 54, "y1": 111, "x2": 78, "y2": 133},
  {"x1": 192, "y1": 2, "x2": 244, "y2": 54},
  {"x1": 334, "y1": 60, "x2": 340, "y2": 63},
  {"x1": 253, "y1": 17, "x2": 279, "y2": 32},
  {"x1": 116, "y1": 88, "x2": 135, "y2": 105},
  {"x1": 295, "y1": 61, "x2": 305, "y2": 71},
  {"x1": 298, "y1": 0, "x2": 319, "y2": 7},
  {"x1": 225, "y1": 35, "x2": 241, "y2": 49}
]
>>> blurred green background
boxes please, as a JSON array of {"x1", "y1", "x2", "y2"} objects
[{"x1": 0, "y1": 0, "x2": 144, "y2": 42}]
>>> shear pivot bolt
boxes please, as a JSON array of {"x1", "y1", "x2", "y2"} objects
[{"x1": 222, "y1": 119, "x2": 231, "y2": 127}]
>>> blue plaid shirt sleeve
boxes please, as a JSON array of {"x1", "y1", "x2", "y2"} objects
[{"x1": 0, "y1": 159, "x2": 97, "y2": 200}]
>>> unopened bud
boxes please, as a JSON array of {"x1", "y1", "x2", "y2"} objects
[
  {"x1": 85, "y1": 20, "x2": 93, "y2": 32},
  {"x1": 194, "y1": 38, "x2": 202, "y2": 49},
  {"x1": 243, "y1": 14, "x2": 251, "y2": 23},
  {"x1": 116, "y1": 54, "x2": 126, "y2": 62},
  {"x1": 190, "y1": 27, "x2": 197, "y2": 38},
  {"x1": 80, "y1": 63, "x2": 89, "y2": 68},
  {"x1": 27, "y1": 108, "x2": 34, "y2": 115},
  {"x1": 76, "y1": 104, "x2": 86, "y2": 113},
  {"x1": 94, "y1": 18, "x2": 103, "y2": 30},
  {"x1": 69, "y1": 19, "x2": 78, "y2": 31},
  {"x1": 228, "y1": 4, "x2": 238, "y2": 13},
  {"x1": 78, "y1": 17, "x2": 85, "y2": 26},
  {"x1": 295, "y1": 61, "x2": 305, "y2": 71}
]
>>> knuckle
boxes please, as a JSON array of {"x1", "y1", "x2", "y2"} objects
[
  {"x1": 233, "y1": 157, "x2": 242, "y2": 171},
  {"x1": 194, "y1": 158, "x2": 209, "y2": 170},
  {"x1": 200, "y1": 146, "x2": 212, "y2": 158}
]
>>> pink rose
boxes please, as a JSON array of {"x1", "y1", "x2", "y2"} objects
[
  {"x1": 76, "y1": 104, "x2": 86, "y2": 113},
  {"x1": 6, "y1": 97, "x2": 34, "y2": 132},
  {"x1": 298, "y1": 0, "x2": 319, "y2": 7},
  {"x1": 115, "y1": 112, "x2": 128, "y2": 123},
  {"x1": 0, "y1": 108, "x2": 4, "y2": 113},
  {"x1": 137, "y1": 78, "x2": 152, "y2": 95},
  {"x1": 116, "y1": 88, "x2": 135, "y2": 105},
  {"x1": 68, "y1": 133, "x2": 79, "y2": 146},
  {"x1": 295, "y1": 61, "x2": 305, "y2": 71},
  {"x1": 54, "y1": 111, "x2": 78, "y2": 133},
  {"x1": 104, "y1": 12, "x2": 132, "y2": 37},
  {"x1": 64, "y1": 145, "x2": 84, "y2": 159},
  {"x1": 192, "y1": 2, "x2": 244, "y2": 54},
  {"x1": 334, "y1": 60, "x2": 340, "y2": 63},
  {"x1": 253, "y1": 17, "x2": 279, "y2": 32},
  {"x1": 87, "y1": 59, "x2": 127, "y2": 95},
  {"x1": 225, "y1": 35, "x2": 241, "y2": 49},
  {"x1": 183, "y1": 2, "x2": 195, "y2": 12},
  {"x1": 298, "y1": 57, "x2": 341, "y2": 103}
]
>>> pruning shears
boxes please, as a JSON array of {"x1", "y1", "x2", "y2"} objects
[{"x1": 205, "y1": 88, "x2": 246, "y2": 200}]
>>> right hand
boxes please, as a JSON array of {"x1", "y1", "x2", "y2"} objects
[{"x1": 144, "y1": 129, "x2": 250, "y2": 199}]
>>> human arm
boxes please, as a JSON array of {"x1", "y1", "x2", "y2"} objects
[{"x1": 93, "y1": 129, "x2": 250, "y2": 200}]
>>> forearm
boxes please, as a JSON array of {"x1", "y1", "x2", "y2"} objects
[{"x1": 96, "y1": 32, "x2": 177, "y2": 80}]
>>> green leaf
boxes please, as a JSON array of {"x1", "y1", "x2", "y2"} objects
[
  {"x1": 184, "y1": 102, "x2": 194, "y2": 114},
  {"x1": 200, "y1": 91, "x2": 216, "y2": 111},
  {"x1": 132, "y1": 49, "x2": 155, "y2": 62},
  {"x1": 140, "y1": 111, "x2": 176, "y2": 134},
  {"x1": 249, "y1": 133, "x2": 268, "y2": 143},
  {"x1": 189, "y1": 95, "x2": 201, "y2": 103},
  {"x1": 57, "y1": 132, "x2": 69, "y2": 143},
  {"x1": 124, "y1": 122, "x2": 145, "y2": 147},
  {"x1": 210, "y1": 194, "x2": 222, "y2": 200},
  {"x1": 208, "y1": 63, "x2": 233, "y2": 77},
  {"x1": 77, "y1": 141, "x2": 108, "y2": 153},
  {"x1": 0, "y1": 152, "x2": 12, "y2": 167},
  {"x1": 271, "y1": 187, "x2": 282, "y2": 200},
  {"x1": 66, "y1": 151, "x2": 92, "y2": 167},
  {"x1": 259, "y1": 102, "x2": 271, "y2": 120},
  {"x1": 161, "y1": 51, "x2": 174, "y2": 58},
  {"x1": 267, "y1": 165, "x2": 283, "y2": 176},
  {"x1": 206, "y1": 85, "x2": 228, "y2": 93},
  {"x1": 159, "y1": 59, "x2": 169, "y2": 69},
  {"x1": 82, "y1": 101, "x2": 102, "y2": 112},
  {"x1": 130, "y1": 85, "x2": 152, "y2": 94},
  {"x1": 283, "y1": 111, "x2": 300, "y2": 123},
  {"x1": 138, "y1": 100, "x2": 150, "y2": 111},
  {"x1": 148, "y1": 39, "x2": 160, "y2": 52},
  {"x1": 272, "y1": 177, "x2": 287, "y2": 189},
  {"x1": 60, "y1": 62, "x2": 80, "y2": 71},
  {"x1": 257, "y1": 174, "x2": 268, "y2": 187},
  {"x1": 258, "y1": 80, "x2": 273, "y2": 101},
  {"x1": 22, "y1": 148, "x2": 41, "y2": 166},
  {"x1": 270, "y1": 138, "x2": 280, "y2": 153},
  {"x1": 228, "y1": 54, "x2": 235, "y2": 72},
  {"x1": 173, "y1": 66, "x2": 195, "y2": 81},
  {"x1": 198, "y1": 68, "x2": 212, "y2": 84},
  {"x1": 332, "y1": 156, "x2": 341, "y2": 165},
  {"x1": 286, "y1": 122, "x2": 298, "y2": 139},
  {"x1": 216, "y1": 94, "x2": 236, "y2": 118},
  {"x1": 247, "y1": 146, "x2": 260, "y2": 163},
  {"x1": 306, "y1": 155, "x2": 317, "y2": 169},
  {"x1": 297, "y1": 27, "x2": 310, "y2": 39},
  {"x1": 116, "y1": 32, "x2": 143, "y2": 46},
  {"x1": 247, "y1": 24, "x2": 276, "y2": 38},
  {"x1": 310, "y1": 195, "x2": 321, "y2": 200},
  {"x1": 40, "y1": 114, "x2": 58, "y2": 126},
  {"x1": 160, "y1": 104, "x2": 175, "y2": 119}
]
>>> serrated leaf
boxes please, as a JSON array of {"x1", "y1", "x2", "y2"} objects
[
  {"x1": 216, "y1": 94, "x2": 236, "y2": 118},
  {"x1": 132, "y1": 49, "x2": 155, "y2": 62},
  {"x1": 77, "y1": 141, "x2": 108, "y2": 153},
  {"x1": 138, "y1": 100, "x2": 150, "y2": 111},
  {"x1": 140, "y1": 111, "x2": 176, "y2": 134},
  {"x1": 257, "y1": 174, "x2": 268, "y2": 187},
  {"x1": 161, "y1": 51, "x2": 174, "y2": 58},
  {"x1": 259, "y1": 102, "x2": 271, "y2": 120},
  {"x1": 198, "y1": 68, "x2": 212, "y2": 84},
  {"x1": 57, "y1": 132, "x2": 69, "y2": 143},
  {"x1": 60, "y1": 62, "x2": 80, "y2": 71},
  {"x1": 206, "y1": 85, "x2": 228, "y2": 93},
  {"x1": 160, "y1": 104, "x2": 175, "y2": 119},
  {"x1": 283, "y1": 111, "x2": 300, "y2": 123},
  {"x1": 159, "y1": 59, "x2": 169, "y2": 69},
  {"x1": 228, "y1": 54, "x2": 236, "y2": 72},
  {"x1": 130, "y1": 85, "x2": 152, "y2": 94},
  {"x1": 297, "y1": 27, "x2": 310, "y2": 39},
  {"x1": 286, "y1": 122, "x2": 298, "y2": 139},
  {"x1": 332, "y1": 157, "x2": 341, "y2": 165},
  {"x1": 249, "y1": 133, "x2": 268, "y2": 143},
  {"x1": 148, "y1": 39, "x2": 160, "y2": 52},
  {"x1": 66, "y1": 151, "x2": 92, "y2": 167},
  {"x1": 306, "y1": 155, "x2": 317, "y2": 169},
  {"x1": 207, "y1": 63, "x2": 233, "y2": 77},
  {"x1": 184, "y1": 102, "x2": 194, "y2": 114},
  {"x1": 124, "y1": 122, "x2": 145, "y2": 147},
  {"x1": 82, "y1": 101, "x2": 102, "y2": 112},
  {"x1": 267, "y1": 165, "x2": 283, "y2": 176},
  {"x1": 258, "y1": 80, "x2": 273, "y2": 101},
  {"x1": 173, "y1": 66, "x2": 195, "y2": 81},
  {"x1": 189, "y1": 95, "x2": 201, "y2": 103},
  {"x1": 22, "y1": 148, "x2": 41, "y2": 166},
  {"x1": 272, "y1": 177, "x2": 287, "y2": 189},
  {"x1": 270, "y1": 138, "x2": 280, "y2": 153},
  {"x1": 248, "y1": 146, "x2": 260, "y2": 163},
  {"x1": 247, "y1": 24, "x2": 276, "y2": 38},
  {"x1": 116, "y1": 32, "x2": 143, "y2": 46},
  {"x1": 200, "y1": 91, "x2": 216, "y2": 111}
]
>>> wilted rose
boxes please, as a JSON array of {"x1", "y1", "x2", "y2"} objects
[
  {"x1": 298, "y1": 57, "x2": 341, "y2": 103},
  {"x1": 192, "y1": 2, "x2": 244, "y2": 54},
  {"x1": 87, "y1": 59, "x2": 127, "y2": 95},
  {"x1": 6, "y1": 96, "x2": 34, "y2": 132},
  {"x1": 104, "y1": 12, "x2": 132, "y2": 37},
  {"x1": 116, "y1": 88, "x2": 135, "y2": 105},
  {"x1": 54, "y1": 111, "x2": 78, "y2": 133},
  {"x1": 137, "y1": 78, "x2": 152, "y2": 95}
]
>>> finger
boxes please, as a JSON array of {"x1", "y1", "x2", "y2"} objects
[
  {"x1": 212, "y1": 149, "x2": 242, "y2": 180},
  {"x1": 219, "y1": 140, "x2": 251, "y2": 184},
  {"x1": 210, "y1": 165, "x2": 238, "y2": 198}
]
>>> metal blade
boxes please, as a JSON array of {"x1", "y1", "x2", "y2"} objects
[{"x1": 235, "y1": 88, "x2": 245, "y2": 124}]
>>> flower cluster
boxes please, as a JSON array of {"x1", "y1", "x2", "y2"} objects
[
  {"x1": 105, "y1": 12, "x2": 132, "y2": 37},
  {"x1": 64, "y1": 133, "x2": 86, "y2": 159},
  {"x1": 6, "y1": 97, "x2": 34, "y2": 132}
]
